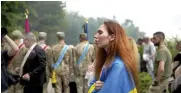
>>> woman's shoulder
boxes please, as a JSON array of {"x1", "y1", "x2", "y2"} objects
[{"x1": 111, "y1": 56, "x2": 126, "y2": 71}]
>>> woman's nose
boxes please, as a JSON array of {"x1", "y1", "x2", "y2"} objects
[{"x1": 94, "y1": 33, "x2": 97, "y2": 39}]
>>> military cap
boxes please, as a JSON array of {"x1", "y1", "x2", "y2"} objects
[
  {"x1": 80, "y1": 33, "x2": 87, "y2": 39},
  {"x1": 57, "y1": 32, "x2": 65, "y2": 40},
  {"x1": 11, "y1": 30, "x2": 24, "y2": 40},
  {"x1": 38, "y1": 32, "x2": 47, "y2": 40}
]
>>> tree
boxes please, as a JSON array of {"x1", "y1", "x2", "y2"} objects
[
  {"x1": 25, "y1": 1, "x2": 67, "y2": 45},
  {"x1": 122, "y1": 19, "x2": 145, "y2": 40},
  {"x1": 1, "y1": 1, "x2": 28, "y2": 32},
  {"x1": 1, "y1": 1, "x2": 67, "y2": 45}
]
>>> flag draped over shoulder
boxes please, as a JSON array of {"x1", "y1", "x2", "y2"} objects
[
  {"x1": 88, "y1": 56, "x2": 137, "y2": 93},
  {"x1": 25, "y1": 9, "x2": 30, "y2": 33}
]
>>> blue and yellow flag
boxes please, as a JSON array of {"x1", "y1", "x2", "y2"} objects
[
  {"x1": 82, "y1": 18, "x2": 88, "y2": 39},
  {"x1": 88, "y1": 56, "x2": 137, "y2": 93}
]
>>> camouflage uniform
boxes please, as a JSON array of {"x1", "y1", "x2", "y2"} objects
[
  {"x1": 52, "y1": 32, "x2": 72, "y2": 93},
  {"x1": 38, "y1": 32, "x2": 53, "y2": 93},
  {"x1": 74, "y1": 33, "x2": 95, "y2": 93},
  {"x1": 69, "y1": 45, "x2": 76, "y2": 82},
  {"x1": 7, "y1": 30, "x2": 28, "y2": 93}
]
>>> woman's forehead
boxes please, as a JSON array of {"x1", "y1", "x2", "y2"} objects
[{"x1": 98, "y1": 24, "x2": 107, "y2": 31}]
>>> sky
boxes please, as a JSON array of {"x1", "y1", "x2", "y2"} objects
[{"x1": 64, "y1": 0, "x2": 181, "y2": 39}]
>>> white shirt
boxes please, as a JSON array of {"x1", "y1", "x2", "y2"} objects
[{"x1": 143, "y1": 42, "x2": 156, "y2": 61}]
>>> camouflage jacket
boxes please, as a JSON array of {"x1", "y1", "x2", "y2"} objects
[
  {"x1": 74, "y1": 41, "x2": 95, "y2": 76},
  {"x1": 52, "y1": 43, "x2": 72, "y2": 75},
  {"x1": 8, "y1": 43, "x2": 28, "y2": 75},
  {"x1": 38, "y1": 43, "x2": 53, "y2": 79}
]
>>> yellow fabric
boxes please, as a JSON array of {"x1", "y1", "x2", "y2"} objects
[
  {"x1": 88, "y1": 83, "x2": 95, "y2": 93},
  {"x1": 129, "y1": 88, "x2": 137, "y2": 93},
  {"x1": 51, "y1": 70, "x2": 57, "y2": 83}
]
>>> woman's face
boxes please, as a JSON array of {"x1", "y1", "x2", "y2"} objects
[{"x1": 94, "y1": 24, "x2": 115, "y2": 48}]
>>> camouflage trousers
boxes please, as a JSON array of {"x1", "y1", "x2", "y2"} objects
[
  {"x1": 147, "y1": 78, "x2": 169, "y2": 93},
  {"x1": 54, "y1": 74, "x2": 70, "y2": 93},
  {"x1": 75, "y1": 75, "x2": 88, "y2": 93},
  {"x1": 7, "y1": 83, "x2": 24, "y2": 93}
]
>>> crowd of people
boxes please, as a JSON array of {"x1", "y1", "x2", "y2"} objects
[{"x1": 1, "y1": 20, "x2": 181, "y2": 93}]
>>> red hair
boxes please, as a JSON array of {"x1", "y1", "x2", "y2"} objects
[{"x1": 95, "y1": 20, "x2": 139, "y2": 90}]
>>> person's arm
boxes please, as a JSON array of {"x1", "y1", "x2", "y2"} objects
[
  {"x1": 68, "y1": 47, "x2": 74, "y2": 76},
  {"x1": 47, "y1": 48, "x2": 53, "y2": 78},
  {"x1": 4, "y1": 35, "x2": 19, "y2": 56},
  {"x1": 29, "y1": 48, "x2": 46, "y2": 77},
  {"x1": 155, "y1": 50, "x2": 166, "y2": 82}
]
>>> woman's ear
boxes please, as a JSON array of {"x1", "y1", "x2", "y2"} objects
[{"x1": 109, "y1": 34, "x2": 115, "y2": 42}]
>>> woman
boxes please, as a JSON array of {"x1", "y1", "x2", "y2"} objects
[{"x1": 89, "y1": 20, "x2": 139, "y2": 93}]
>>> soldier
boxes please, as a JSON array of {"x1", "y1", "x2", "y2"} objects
[
  {"x1": 74, "y1": 33, "x2": 95, "y2": 93},
  {"x1": 69, "y1": 45, "x2": 77, "y2": 93},
  {"x1": 7, "y1": 30, "x2": 28, "y2": 93},
  {"x1": 52, "y1": 32, "x2": 72, "y2": 93},
  {"x1": 147, "y1": 32, "x2": 172, "y2": 93},
  {"x1": 37, "y1": 32, "x2": 53, "y2": 93},
  {"x1": 69, "y1": 45, "x2": 76, "y2": 82}
]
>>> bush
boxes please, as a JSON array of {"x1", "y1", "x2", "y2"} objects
[{"x1": 139, "y1": 72, "x2": 152, "y2": 93}]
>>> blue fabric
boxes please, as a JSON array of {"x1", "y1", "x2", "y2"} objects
[
  {"x1": 77, "y1": 43, "x2": 89, "y2": 65},
  {"x1": 85, "y1": 23, "x2": 88, "y2": 39},
  {"x1": 89, "y1": 56, "x2": 136, "y2": 93},
  {"x1": 52, "y1": 45, "x2": 69, "y2": 69}
]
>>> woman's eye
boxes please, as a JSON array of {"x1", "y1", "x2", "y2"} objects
[{"x1": 98, "y1": 30, "x2": 103, "y2": 34}]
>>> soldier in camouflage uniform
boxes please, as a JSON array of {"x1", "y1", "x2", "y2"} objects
[
  {"x1": 69, "y1": 45, "x2": 78, "y2": 93},
  {"x1": 74, "y1": 33, "x2": 95, "y2": 93},
  {"x1": 69, "y1": 45, "x2": 76, "y2": 82},
  {"x1": 7, "y1": 30, "x2": 28, "y2": 93},
  {"x1": 37, "y1": 32, "x2": 53, "y2": 93},
  {"x1": 52, "y1": 32, "x2": 73, "y2": 93}
]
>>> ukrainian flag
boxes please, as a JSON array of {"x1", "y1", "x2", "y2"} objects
[
  {"x1": 88, "y1": 56, "x2": 137, "y2": 93},
  {"x1": 82, "y1": 18, "x2": 88, "y2": 39}
]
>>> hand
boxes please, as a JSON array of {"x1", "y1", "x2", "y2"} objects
[
  {"x1": 15, "y1": 67, "x2": 20, "y2": 73},
  {"x1": 95, "y1": 81, "x2": 104, "y2": 90},
  {"x1": 88, "y1": 65, "x2": 94, "y2": 72},
  {"x1": 22, "y1": 73, "x2": 30, "y2": 81}
]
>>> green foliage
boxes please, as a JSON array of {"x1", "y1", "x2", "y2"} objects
[
  {"x1": 1, "y1": 1, "x2": 145, "y2": 46},
  {"x1": 166, "y1": 40, "x2": 177, "y2": 58},
  {"x1": 1, "y1": 1, "x2": 66, "y2": 45},
  {"x1": 122, "y1": 19, "x2": 145, "y2": 40},
  {"x1": 63, "y1": 12, "x2": 108, "y2": 45},
  {"x1": 25, "y1": 1, "x2": 66, "y2": 45},
  {"x1": 1, "y1": 1, "x2": 27, "y2": 32},
  {"x1": 139, "y1": 72, "x2": 152, "y2": 93}
]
